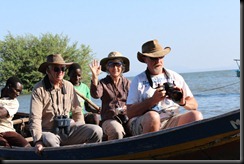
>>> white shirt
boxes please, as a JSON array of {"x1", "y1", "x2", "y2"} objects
[
  {"x1": 126, "y1": 68, "x2": 193, "y2": 119},
  {"x1": 0, "y1": 97, "x2": 19, "y2": 132}
]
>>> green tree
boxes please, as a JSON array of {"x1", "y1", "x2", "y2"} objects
[{"x1": 0, "y1": 32, "x2": 95, "y2": 92}]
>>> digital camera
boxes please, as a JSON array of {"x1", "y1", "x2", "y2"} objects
[
  {"x1": 115, "y1": 107, "x2": 123, "y2": 115},
  {"x1": 54, "y1": 115, "x2": 71, "y2": 135},
  {"x1": 114, "y1": 107, "x2": 129, "y2": 126},
  {"x1": 161, "y1": 82, "x2": 183, "y2": 103}
]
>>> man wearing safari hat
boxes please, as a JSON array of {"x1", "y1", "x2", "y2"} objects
[
  {"x1": 89, "y1": 51, "x2": 131, "y2": 140},
  {"x1": 29, "y1": 54, "x2": 103, "y2": 155},
  {"x1": 126, "y1": 39, "x2": 203, "y2": 136}
]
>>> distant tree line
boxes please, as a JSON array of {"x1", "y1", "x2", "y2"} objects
[{"x1": 0, "y1": 32, "x2": 95, "y2": 93}]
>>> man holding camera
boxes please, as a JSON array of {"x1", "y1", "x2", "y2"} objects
[
  {"x1": 126, "y1": 39, "x2": 203, "y2": 136},
  {"x1": 29, "y1": 54, "x2": 103, "y2": 155}
]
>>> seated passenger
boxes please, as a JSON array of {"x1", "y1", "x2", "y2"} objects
[
  {"x1": 68, "y1": 62, "x2": 100, "y2": 125},
  {"x1": 126, "y1": 39, "x2": 203, "y2": 136},
  {"x1": 29, "y1": 54, "x2": 103, "y2": 155},
  {"x1": 0, "y1": 76, "x2": 31, "y2": 148},
  {"x1": 89, "y1": 51, "x2": 131, "y2": 140}
]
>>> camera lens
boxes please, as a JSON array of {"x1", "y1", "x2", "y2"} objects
[
  {"x1": 171, "y1": 91, "x2": 183, "y2": 103},
  {"x1": 163, "y1": 82, "x2": 183, "y2": 103}
]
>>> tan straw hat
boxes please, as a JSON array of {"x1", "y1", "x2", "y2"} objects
[
  {"x1": 100, "y1": 51, "x2": 130, "y2": 73},
  {"x1": 38, "y1": 54, "x2": 73, "y2": 74},
  {"x1": 137, "y1": 39, "x2": 171, "y2": 63}
]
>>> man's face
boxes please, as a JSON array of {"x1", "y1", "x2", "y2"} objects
[
  {"x1": 69, "y1": 68, "x2": 82, "y2": 86},
  {"x1": 47, "y1": 64, "x2": 66, "y2": 84},
  {"x1": 144, "y1": 56, "x2": 164, "y2": 75},
  {"x1": 8, "y1": 82, "x2": 23, "y2": 99}
]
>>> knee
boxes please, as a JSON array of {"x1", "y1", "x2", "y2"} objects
[
  {"x1": 42, "y1": 133, "x2": 60, "y2": 147},
  {"x1": 96, "y1": 126, "x2": 103, "y2": 136},
  {"x1": 92, "y1": 125, "x2": 103, "y2": 140},
  {"x1": 106, "y1": 128, "x2": 125, "y2": 140},
  {"x1": 144, "y1": 111, "x2": 161, "y2": 124},
  {"x1": 141, "y1": 111, "x2": 161, "y2": 132},
  {"x1": 190, "y1": 110, "x2": 203, "y2": 121}
]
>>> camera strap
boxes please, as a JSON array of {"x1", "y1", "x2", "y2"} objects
[{"x1": 145, "y1": 68, "x2": 170, "y2": 89}]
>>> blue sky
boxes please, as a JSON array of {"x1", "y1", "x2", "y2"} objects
[{"x1": 0, "y1": 0, "x2": 240, "y2": 77}]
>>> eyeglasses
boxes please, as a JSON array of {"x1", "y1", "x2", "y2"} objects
[
  {"x1": 148, "y1": 56, "x2": 164, "y2": 61},
  {"x1": 53, "y1": 66, "x2": 66, "y2": 72},
  {"x1": 107, "y1": 62, "x2": 123, "y2": 68}
]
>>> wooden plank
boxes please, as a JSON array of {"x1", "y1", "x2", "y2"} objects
[{"x1": 13, "y1": 117, "x2": 29, "y2": 125}]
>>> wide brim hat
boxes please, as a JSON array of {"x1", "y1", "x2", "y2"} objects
[
  {"x1": 38, "y1": 54, "x2": 73, "y2": 74},
  {"x1": 137, "y1": 39, "x2": 171, "y2": 63},
  {"x1": 100, "y1": 51, "x2": 130, "y2": 73}
]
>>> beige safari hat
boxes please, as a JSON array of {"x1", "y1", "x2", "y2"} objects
[
  {"x1": 137, "y1": 39, "x2": 171, "y2": 63},
  {"x1": 38, "y1": 54, "x2": 73, "y2": 74},
  {"x1": 100, "y1": 51, "x2": 130, "y2": 73}
]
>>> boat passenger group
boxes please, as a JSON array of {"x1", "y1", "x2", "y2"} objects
[{"x1": 0, "y1": 39, "x2": 203, "y2": 155}]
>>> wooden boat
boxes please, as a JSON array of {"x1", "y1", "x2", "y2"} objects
[{"x1": 0, "y1": 108, "x2": 240, "y2": 160}]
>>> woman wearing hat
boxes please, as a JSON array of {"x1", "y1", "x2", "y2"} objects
[
  {"x1": 89, "y1": 51, "x2": 131, "y2": 141},
  {"x1": 29, "y1": 54, "x2": 103, "y2": 154},
  {"x1": 126, "y1": 39, "x2": 203, "y2": 136}
]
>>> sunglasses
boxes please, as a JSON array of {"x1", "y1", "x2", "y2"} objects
[
  {"x1": 107, "y1": 62, "x2": 123, "y2": 67},
  {"x1": 53, "y1": 66, "x2": 66, "y2": 72},
  {"x1": 148, "y1": 56, "x2": 164, "y2": 61}
]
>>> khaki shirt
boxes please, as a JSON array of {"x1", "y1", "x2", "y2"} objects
[
  {"x1": 90, "y1": 75, "x2": 130, "y2": 121},
  {"x1": 29, "y1": 77, "x2": 84, "y2": 143}
]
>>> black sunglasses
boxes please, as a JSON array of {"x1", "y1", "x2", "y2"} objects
[
  {"x1": 53, "y1": 66, "x2": 66, "y2": 72},
  {"x1": 108, "y1": 62, "x2": 123, "y2": 67},
  {"x1": 148, "y1": 56, "x2": 164, "y2": 61}
]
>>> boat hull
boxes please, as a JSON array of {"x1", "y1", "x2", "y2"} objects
[{"x1": 0, "y1": 109, "x2": 240, "y2": 160}]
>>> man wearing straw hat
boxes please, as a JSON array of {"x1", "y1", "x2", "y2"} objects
[
  {"x1": 29, "y1": 54, "x2": 103, "y2": 154},
  {"x1": 126, "y1": 39, "x2": 203, "y2": 136}
]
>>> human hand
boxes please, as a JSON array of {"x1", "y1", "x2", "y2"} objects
[
  {"x1": 117, "y1": 105, "x2": 127, "y2": 115},
  {"x1": 152, "y1": 87, "x2": 167, "y2": 103},
  {"x1": 35, "y1": 142, "x2": 44, "y2": 155},
  {"x1": 70, "y1": 119, "x2": 75, "y2": 124},
  {"x1": 89, "y1": 59, "x2": 101, "y2": 77},
  {"x1": 174, "y1": 87, "x2": 186, "y2": 106}
]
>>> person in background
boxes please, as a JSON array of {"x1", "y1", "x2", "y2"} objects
[
  {"x1": 89, "y1": 51, "x2": 131, "y2": 140},
  {"x1": 0, "y1": 76, "x2": 31, "y2": 148},
  {"x1": 126, "y1": 39, "x2": 203, "y2": 136},
  {"x1": 68, "y1": 63, "x2": 100, "y2": 125},
  {"x1": 29, "y1": 54, "x2": 103, "y2": 155}
]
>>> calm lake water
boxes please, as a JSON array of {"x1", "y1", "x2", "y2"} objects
[{"x1": 17, "y1": 69, "x2": 240, "y2": 119}]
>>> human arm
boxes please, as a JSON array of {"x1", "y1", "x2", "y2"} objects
[
  {"x1": 34, "y1": 140, "x2": 44, "y2": 155},
  {"x1": 178, "y1": 95, "x2": 198, "y2": 110},
  {"x1": 0, "y1": 98, "x2": 19, "y2": 119},
  {"x1": 0, "y1": 98, "x2": 19, "y2": 132},
  {"x1": 89, "y1": 59, "x2": 101, "y2": 87},
  {"x1": 127, "y1": 87, "x2": 167, "y2": 119},
  {"x1": 84, "y1": 101, "x2": 100, "y2": 113},
  {"x1": 173, "y1": 78, "x2": 198, "y2": 110},
  {"x1": 0, "y1": 106, "x2": 8, "y2": 118},
  {"x1": 71, "y1": 88, "x2": 85, "y2": 124},
  {"x1": 28, "y1": 86, "x2": 45, "y2": 154},
  {"x1": 29, "y1": 89, "x2": 44, "y2": 144},
  {"x1": 83, "y1": 83, "x2": 100, "y2": 113}
]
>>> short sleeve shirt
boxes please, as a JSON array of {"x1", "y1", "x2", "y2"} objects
[
  {"x1": 0, "y1": 97, "x2": 19, "y2": 133},
  {"x1": 126, "y1": 69, "x2": 193, "y2": 118}
]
